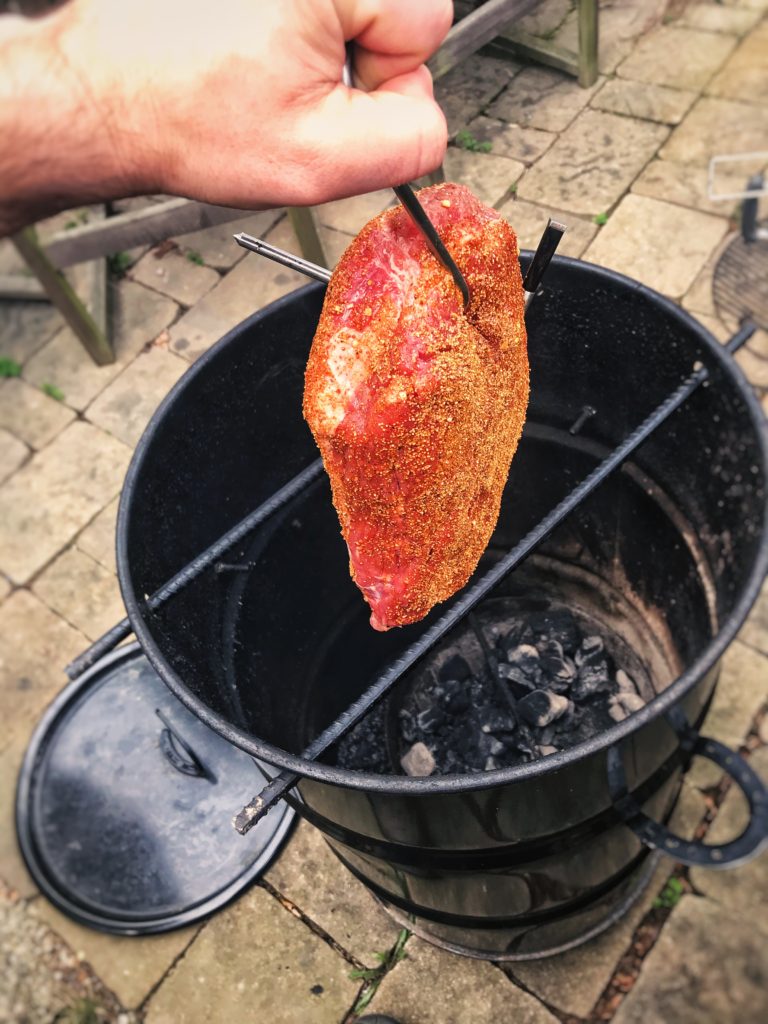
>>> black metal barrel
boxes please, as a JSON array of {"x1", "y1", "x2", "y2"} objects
[{"x1": 117, "y1": 258, "x2": 768, "y2": 959}]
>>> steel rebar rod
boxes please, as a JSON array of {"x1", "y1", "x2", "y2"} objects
[
  {"x1": 235, "y1": 229, "x2": 562, "y2": 312},
  {"x1": 232, "y1": 321, "x2": 757, "y2": 834},
  {"x1": 65, "y1": 458, "x2": 325, "y2": 679},
  {"x1": 233, "y1": 234, "x2": 332, "y2": 283}
]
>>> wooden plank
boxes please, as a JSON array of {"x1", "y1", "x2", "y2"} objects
[
  {"x1": 287, "y1": 208, "x2": 329, "y2": 269},
  {"x1": 0, "y1": 275, "x2": 47, "y2": 301},
  {"x1": 12, "y1": 227, "x2": 115, "y2": 365},
  {"x1": 83, "y1": 206, "x2": 109, "y2": 345},
  {"x1": 45, "y1": 198, "x2": 255, "y2": 269},
  {"x1": 487, "y1": 29, "x2": 579, "y2": 78},
  {"x1": 487, "y1": 0, "x2": 600, "y2": 86},
  {"x1": 429, "y1": 0, "x2": 540, "y2": 81},
  {"x1": 578, "y1": 0, "x2": 599, "y2": 88}
]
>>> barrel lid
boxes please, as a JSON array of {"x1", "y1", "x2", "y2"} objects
[{"x1": 15, "y1": 643, "x2": 295, "y2": 935}]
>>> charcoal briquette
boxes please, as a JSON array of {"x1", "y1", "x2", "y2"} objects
[
  {"x1": 575, "y1": 635, "x2": 605, "y2": 667},
  {"x1": 517, "y1": 690, "x2": 570, "y2": 728},
  {"x1": 439, "y1": 654, "x2": 472, "y2": 682},
  {"x1": 529, "y1": 609, "x2": 580, "y2": 652}
]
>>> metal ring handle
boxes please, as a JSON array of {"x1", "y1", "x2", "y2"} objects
[{"x1": 607, "y1": 710, "x2": 768, "y2": 869}]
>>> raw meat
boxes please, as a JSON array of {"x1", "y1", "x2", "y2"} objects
[{"x1": 303, "y1": 182, "x2": 528, "y2": 630}]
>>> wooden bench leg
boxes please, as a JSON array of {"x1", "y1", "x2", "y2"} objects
[
  {"x1": 287, "y1": 207, "x2": 329, "y2": 269},
  {"x1": 11, "y1": 226, "x2": 114, "y2": 366},
  {"x1": 578, "y1": 0, "x2": 599, "y2": 88}
]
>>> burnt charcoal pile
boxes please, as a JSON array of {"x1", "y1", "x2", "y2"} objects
[{"x1": 337, "y1": 605, "x2": 649, "y2": 776}]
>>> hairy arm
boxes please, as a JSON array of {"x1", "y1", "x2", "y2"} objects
[{"x1": 0, "y1": 0, "x2": 451, "y2": 238}]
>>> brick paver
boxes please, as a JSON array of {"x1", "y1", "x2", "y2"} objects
[
  {"x1": 611, "y1": 896, "x2": 768, "y2": 1023},
  {"x1": 143, "y1": 886, "x2": 358, "y2": 1024},
  {"x1": 582, "y1": 193, "x2": 728, "y2": 297},
  {"x1": 131, "y1": 250, "x2": 220, "y2": 308},
  {"x1": 517, "y1": 109, "x2": 668, "y2": 215},
  {"x1": 265, "y1": 819, "x2": 401, "y2": 966},
  {"x1": 369, "y1": 936, "x2": 559, "y2": 1024},
  {"x1": 0, "y1": 422, "x2": 129, "y2": 584}
]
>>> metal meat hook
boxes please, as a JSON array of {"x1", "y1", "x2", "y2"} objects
[{"x1": 342, "y1": 47, "x2": 472, "y2": 310}]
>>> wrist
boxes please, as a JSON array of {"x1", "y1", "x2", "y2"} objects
[{"x1": 0, "y1": 6, "x2": 161, "y2": 235}]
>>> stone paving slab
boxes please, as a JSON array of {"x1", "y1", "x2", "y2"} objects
[
  {"x1": 0, "y1": 884, "x2": 126, "y2": 1024},
  {"x1": 368, "y1": 935, "x2": 558, "y2": 1024},
  {"x1": 319, "y1": 225, "x2": 355, "y2": 268},
  {"x1": 169, "y1": 216, "x2": 306, "y2": 364},
  {"x1": 681, "y1": 246, "x2": 725, "y2": 317},
  {"x1": 0, "y1": 378, "x2": 76, "y2": 451},
  {"x1": 317, "y1": 188, "x2": 393, "y2": 236},
  {"x1": 611, "y1": 895, "x2": 768, "y2": 1023},
  {"x1": 0, "y1": 731, "x2": 38, "y2": 898},
  {"x1": 0, "y1": 589, "x2": 86, "y2": 758},
  {"x1": 685, "y1": 639, "x2": 767, "y2": 790},
  {"x1": 508, "y1": 858, "x2": 672, "y2": 1018},
  {"x1": 173, "y1": 209, "x2": 283, "y2": 271},
  {"x1": 144, "y1": 885, "x2": 358, "y2": 1024},
  {"x1": 690, "y1": 746, "x2": 768, "y2": 915},
  {"x1": 631, "y1": 158, "x2": 744, "y2": 218},
  {"x1": 486, "y1": 66, "x2": 601, "y2": 133},
  {"x1": 517, "y1": 110, "x2": 668, "y2": 217},
  {"x1": 130, "y1": 250, "x2": 220, "y2": 308},
  {"x1": 0, "y1": 237, "x2": 27, "y2": 276},
  {"x1": 466, "y1": 116, "x2": 556, "y2": 165},
  {"x1": 582, "y1": 193, "x2": 728, "y2": 298},
  {"x1": 265, "y1": 819, "x2": 400, "y2": 966},
  {"x1": 591, "y1": 78, "x2": 697, "y2": 125},
  {"x1": 694, "y1": 310, "x2": 732, "y2": 345},
  {"x1": 738, "y1": 577, "x2": 768, "y2": 656},
  {"x1": 31, "y1": 547, "x2": 124, "y2": 642},
  {"x1": 0, "y1": 302, "x2": 63, "y2": 366},
  {"x1": 501, "y1": 196, "x2": 598, "y2": 258},
  {"x1": 0, "y1": 421, "x2": 130, "y2": 584},
  {"x1": 0, "y1": 428, "x2": 28, "y2": 486},
  {"x1": 660, "y1": 95, "x2": 768, "y2": 164},
  {"x1": 679, "y1": 1, "x2": 764, "y2": 35},
  {"x1": 86, "y1": 348, "x2": 189, "y2": 449},
  {"x1": 735, "y1": 333, "x2": 768, "y2": 389},
  {"x1": 23, "y1": 281, "x2": 179, "y2": 412},
  {"x1": 75, "y1": 496, "x2": 119, "y2": 576},
  {"x1": 706, "y1": 19, "x2": 768, "y2": 102},
  {"x1": 616, "y1": 25, "x2": 738, "y2": 91},
  {"x1": 442, "y1": 148, "x2": 524, "y2": 208},
  {"x1": 34, "y1": 899, "x2": 199, "y2": 1012},
  {"x1": 515, "y1": 0, "x2": 570, "y2": 38},
  {"x1": 434, "y1": 54, "x2": 521, "y2": 137}
]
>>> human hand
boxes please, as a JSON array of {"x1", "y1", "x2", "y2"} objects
[{"x1": 1, "y1": 0, "x2": 451, "y2": 233}]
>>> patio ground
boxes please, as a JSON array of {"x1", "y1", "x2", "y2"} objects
[{"x1": 1, "y1": 2, "x2": 767, "y2": 1021}]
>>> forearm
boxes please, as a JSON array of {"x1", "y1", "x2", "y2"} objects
[
  {"x1": 0, "y1": 0, "x2": 450, "y2": 239},
  {"x1": 0, "y1": 7, "x2": 156, "y2": 237}
]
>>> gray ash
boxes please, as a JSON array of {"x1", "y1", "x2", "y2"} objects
[{"x1": 336, "y1": 603, "x2": 650, "y2": 776}]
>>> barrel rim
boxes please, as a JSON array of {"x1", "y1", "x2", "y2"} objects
[{"x1": 116, "y1": 254, "x2": 768, "y2": 794}]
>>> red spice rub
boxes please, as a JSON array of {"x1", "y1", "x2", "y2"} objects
[{"x1": 303, "y1": 182, "x2": 528, "y2": 630}]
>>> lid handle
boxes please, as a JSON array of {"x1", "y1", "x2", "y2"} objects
[{"x1": 156, "y1": 709, "x2": 215, "y2": 782}]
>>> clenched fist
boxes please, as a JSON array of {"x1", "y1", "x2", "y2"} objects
[{"x1": 0, "y1": 0, "x2": 452, "y2": 235}]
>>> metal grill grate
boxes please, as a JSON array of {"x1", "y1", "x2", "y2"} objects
[{"x1": 713, "y1": 227, "x2": 768, "y2": 332}]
